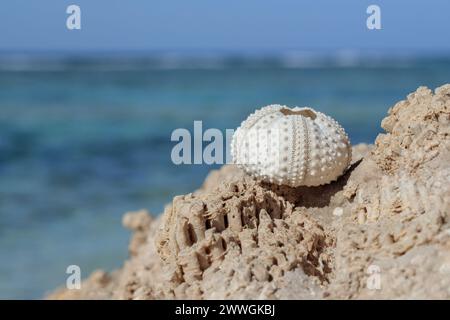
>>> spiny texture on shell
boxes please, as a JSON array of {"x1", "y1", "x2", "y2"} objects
[{"x1": 231, "y1": 105, "x2": 351, "y2": 187}]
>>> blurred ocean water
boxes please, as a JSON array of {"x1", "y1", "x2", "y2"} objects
[{"x1": 0, "y1": 54, "x2": 449, "y2": 298}]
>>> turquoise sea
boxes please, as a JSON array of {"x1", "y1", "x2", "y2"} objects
[{"x1": 0, "y1": 54, "x2": 449, "y2": 298}]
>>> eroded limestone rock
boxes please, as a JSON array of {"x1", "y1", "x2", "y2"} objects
[{"x1": 49, "y1": 85, "x2": 450, "y2": 300}]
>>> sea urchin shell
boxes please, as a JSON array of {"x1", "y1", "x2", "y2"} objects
[{"x1": 230, "y1": 105, "x2": 351, "y2": 187}]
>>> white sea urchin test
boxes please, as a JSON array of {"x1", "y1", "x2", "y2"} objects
[{"x1": 231, "y1": 104, "x2": 351, "y2": 187}]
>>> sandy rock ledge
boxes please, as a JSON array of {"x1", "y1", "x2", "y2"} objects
[{"x1": 49, "y1": 85, "x2": 450, "y2": 299}]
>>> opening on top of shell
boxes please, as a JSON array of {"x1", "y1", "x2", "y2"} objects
[{"x1": 280, "y1": 107, "x2": 317, "y2": 119}]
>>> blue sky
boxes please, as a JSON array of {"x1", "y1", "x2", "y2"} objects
[{"x1": 0, "y1": 0, "x2": 449, "y2": 54}]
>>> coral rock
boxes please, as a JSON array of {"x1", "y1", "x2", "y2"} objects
[{"x1": 48, "y1": 85, "x2": 450, "y2": 300}]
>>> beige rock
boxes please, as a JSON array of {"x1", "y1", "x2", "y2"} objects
[{"x1": 48, "y1": 84, "x2": 450, "y2": 300}]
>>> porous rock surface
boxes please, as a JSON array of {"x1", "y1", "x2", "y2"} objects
[{"x1": 48, "y1": 85, "x2": 450, "y2": 299}]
